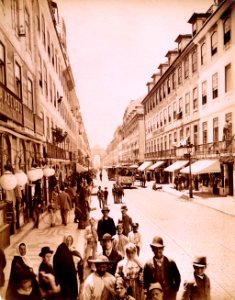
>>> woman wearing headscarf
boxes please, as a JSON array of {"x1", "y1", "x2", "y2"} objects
[
  {"x1": 53, "y1": 235, "x2": 78, "y2": 300},
  {"x1": 115, "y1": 243, "x2": 144, "y2": 300},
  {"x1": 6, "y1": 242, "x2": 37, "y2": 299}
]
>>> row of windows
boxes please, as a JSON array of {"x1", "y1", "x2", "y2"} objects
[
  {"x1": 145, "y1": 62, "x2": 232, "y2": 134},
  {"x1": 146, "y1": 113, "x2": 232, "y2": 153},
  {"x1": 145, "y1": 15, "x2": 231, "y2": 115}
]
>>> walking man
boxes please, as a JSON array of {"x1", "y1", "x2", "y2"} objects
[
  {"x1": 97, "y1": 206, "x2": 116, "y2": 242},
  {"x1": 120, "y1": 205, "x2": 133, "y2": 237},
  {"x1": 57, "y1": 186, "x2": 72, "y2": 225},
  {"x1": 97, "y1": 186, "x2": 105, "y2": 209},
  {"x1": 143, "y1": 236, "x2": 181, "y2": 300}
]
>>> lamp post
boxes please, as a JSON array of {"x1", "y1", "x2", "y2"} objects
[{"x1": 86, "y1": 155, "x2": 90, "y2": 172}]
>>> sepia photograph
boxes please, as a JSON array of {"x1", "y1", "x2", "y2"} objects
[{"x1": 0, "y1": 0, "x2": 234, "y2": 299}]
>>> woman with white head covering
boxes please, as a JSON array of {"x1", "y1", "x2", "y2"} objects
[{"x1": 6, "y1": 242, "x2": 37, "y2": 299}]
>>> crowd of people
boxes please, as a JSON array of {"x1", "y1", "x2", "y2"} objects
[{"x1": 0, "y1": 171, "x2": 211, "y2": 300}]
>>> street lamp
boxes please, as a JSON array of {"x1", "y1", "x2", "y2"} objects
[
  {"x1": 86, "y1": 155, "x2": 90, "y2": 171},
  {"x1": 185, "y1": 143, "x2": 193, "y2": 199}
]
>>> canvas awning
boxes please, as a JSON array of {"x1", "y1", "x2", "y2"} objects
[
  {"x1": 164, "y1": 160, "x2": 188, "y2": 172},
  {"x1": 181, "y1": 159, "x2": 221, "y2": 174},
  {"x1": 129, "y1": 164, "x2": 139, "y2": 168},
  {"x1": 76, "y1": 163, "x2": 87, "y2": 173},
  {"x1": 148, "y1": 161, "x2": 165, "y2": 171},
  {"x1": 137, "y1": 161, "x2": 152, "y2": 172}
]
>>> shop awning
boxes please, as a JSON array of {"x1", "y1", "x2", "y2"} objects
[
  {"x1": 129, "y1": 164, "x2": 139, "y2": 168},
  {"x1": 137, "y1": 161, "x2": 152, "y2": 172},
  {"x1": 76, "y1": 163, "x2": 88, "y2": 173},
  {"x1": 148, "y1": 161, "x2": 165, "y2": 171},
  {"x1": 164, "y1": 160, "x2": 188, "y2": 172},
  {"x1": 181, "y1": 159, "x2": 221, "y2": 174}
]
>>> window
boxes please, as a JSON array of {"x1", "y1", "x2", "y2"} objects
[
  {"x1": 43, "y1": 63, "x2": 48, "y2": 96},
  {"x1": 0, "y1": 42, "x2": 6, "y2": 84},
  {"x1": 25, "y1": 8, "x2": 31, "y2": 51},
  {"x1": 202, "y1": 81, "x2": 207, "y2": 105},
  {"x1": 41, "y1": 15, "x2": 46, "y2": 47},
  {"x1": 193, "y1": 125, "x2": 198, "y2": 146},
  {"x1": 193, "y1": 87, "x2": 198, "y2": 111},
  {"x1": 38, "y1": 54, "x2": 42, "y2": 88},
  {"x1": 12, "y1": 0, "x2": 19, "y2": 34},
  {"x1": 49, "y1": 75, "x2": 52, "y2": 102},
  {"x1": 225, "y1": 63, "x2": 232, "y2": 92},
  {"x1": 185, "y1": 93, "x2": 190, "y2": 115},
  {"x1": 202, "y1": 122, "x2": 207, "y2": 144},
  {"x1": 192, "y1": 48, "x2": 197, "y2": 73},
  {"x1": 47, "y1": 31, "x2": 50, "y2": 57},
  {"x1": 192, "y1": 22, "x2": 197, "y2": 36},
  {"x1": 177, "y1": 98, "x2": 183, "y2": 119},
  {"x1": 51, "y1": 44, "x2": 54, "y2": 65},
  {"x1": 212, "y1": 73, "x2": 218, "y2": 99},
  {"x1": 211, "y1": 31, "x2": 218, "y2": 56},
  {"x1": 213, "y1": 117, "x2": 219, "y2": 142},
  {"x1": 164, "y1": 109, "x2": 167, "y2": 125},
  {"x1": 46, "y1": 116, "x2": 50, "y2": 140},
  {"x1": 223, "y1": 17, "x2": 231, "y2": 45},
  {"x1": 37, "y1": 15, "x2": 40, "y2": 34},
  {"x1": 172, "y1": 72, "x2": 176, "y2": 89},
  {"x1": 26, "y1": 78, "x2": 33, "y2": 110},
  {"x1": 173, "y1": 102, "x2": 177, "y2": 119},
  {"x1": 168, "y1": 105, "x2": 172, "y2": 123},
  {"x1": 167, "y1": 77, "x2": 171, "y2": 94},
  {"x1": 184, "y1": 56, "x2": 189, "y2": 79},
  {"x1": 15, "y1": 62, "x2": 22, "y2": 99},
  {"x1": 201, "y1": 42, "x2": 206, "y2": 65},
  {"x1": 178, "y1": 64, "x2": 182, "y2": 84}
]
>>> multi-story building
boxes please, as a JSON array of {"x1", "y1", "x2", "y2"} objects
[
  {"x1": 142, "y1": 0, "x2": 234, "y2": 195},
  {"x1": 0, "y1": 0, "x2": 89, "y2": 248}
]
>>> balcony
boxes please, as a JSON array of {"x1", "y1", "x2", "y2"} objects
[
  {"x1": 0, "y1": 82, "x2": 23, "y2": 125},
  {"x1": 47, "y1": 142, "x2": 68, "y2": 160}
]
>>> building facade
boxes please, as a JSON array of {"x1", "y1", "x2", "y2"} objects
[
  {"x1": 142, "y1": 0, "x2": 234, "y2": 195},
  {"x1": 0, "y1": 0, "x2": 89, "y2": 248}
]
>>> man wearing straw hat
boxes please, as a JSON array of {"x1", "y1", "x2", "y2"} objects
[{"x1": 81, "y1": 255, "x2": 115, "y2": 300}]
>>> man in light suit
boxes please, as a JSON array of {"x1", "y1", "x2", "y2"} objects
[
  {"x1": 143, "y1": 236, "x2": 181, "y2": 300},
  {"x1": 181, "y1": 256, "x2": 211, "y2": 300}
]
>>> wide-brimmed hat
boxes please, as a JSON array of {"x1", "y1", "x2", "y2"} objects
[
  {"x1": 88, "y1": 255, "x2": 113, "y2": 264},
  {"x1": 101, "y1": 206, "x2": 110, "y2": 212},
  {"x1": 150, "y1": 236, "x2": 164, "y2": 248},
  {"x1": 193, "y1": 256, "x2": 207, "y2": 267},
  {"x1": 121, "y1": 205, "x2": 128, "y2": 211},
  {"x1": 148, "y1": 282, "x2": 163, "y2": 292},
  {"x1": 101, "y1": 233, "x2": 113, "y2": 241},
  {"x1": 39, "y1": 246, "x2": 54, "y2": 257}
]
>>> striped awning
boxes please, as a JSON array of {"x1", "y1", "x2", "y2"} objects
[
  {"x1": 148, "y1": 161, "x2": 165, "y2": 171},
  {"x1": 137, "y1": 161, "x2": 152, "y2": 172},
  {"x1": 164, "y1": 160, "x2": 188, "y2": 172},
  {"x1": 181, "y1": 159, "x2": 221, "y2": 174}
]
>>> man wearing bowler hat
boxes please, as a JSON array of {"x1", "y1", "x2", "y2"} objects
[
  {"x1": 101, "y1": 233, "x2": 122, "y2": 275},
  {"x1": 120, "y1": 205, "x2": 133, "y2": 237},
  {"x1": 97, "y1": 206, "x2": 116, "y2": 242},
  {"x1": 143, "y1": 236, "x2": 181, "y2": 300},
  {"x1": 181, "y1": 256, "x2": 210, "y2": 300},
  {"x1": 82, "y1": 255, "x2": 115, "y2": 300}
]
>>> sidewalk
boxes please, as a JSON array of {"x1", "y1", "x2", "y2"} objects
[{"x1": 147, "y1": 180, "x2": 235, "y2": 217}]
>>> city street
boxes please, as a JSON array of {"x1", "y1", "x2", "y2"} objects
[{"x1": 3, "y1": 171, "x2": 235, "y2": 299}]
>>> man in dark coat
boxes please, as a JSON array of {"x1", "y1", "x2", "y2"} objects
[
  {"x1": 120, "y1": 205, "x2": 133, "y2": 237},
  {"x1": 97, "y1": 206, "x2": 116, "y2": 242},
  {"x1": 57, "y1": 186, "x2": 72, "y2": 225},
  {"x1": 144, "y1": 236, "x2": 181, "y2": 300},
  {"x1": 181, "y1": 256, "x2": 210, "y2": 300},
  {"x1": 101, "y1": 233, "x2": 122, "y2": 276},
  {"x1": 0, "y1": 247, "x2": 6, "y2": 297}
]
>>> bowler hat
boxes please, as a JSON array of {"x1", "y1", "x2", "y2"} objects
[
  {"x1": 101, "y1": 206, "x2": 110, "y2": 212},
  {"x1": 101, "y1": 233, "x2": 113, "y2": 241},
  {"x1": 88, "y1": 255, "x2": 113, "y2": 264},
  {"x1": 39, "y1": 246, "x2": 54, "y2": 257},
  {"x1": 121, "y1": 205, "x2": 128, "y2": 211},
  {"x1": 148, "y1": 282, "x2": 163, "y2": 292},
  {"x1": 193, "y1": 256, "x2": 207, "y2": 267},
  {"x1": 150, "y1": 236, "x2": 164, "y2": 248}
]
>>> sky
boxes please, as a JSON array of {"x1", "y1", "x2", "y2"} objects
[{"x1": 57, "y1": 0, "x2": 212, "y2": 149}]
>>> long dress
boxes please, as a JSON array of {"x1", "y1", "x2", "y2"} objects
[
  {"x1": 53, "y1": 242, "x2": 78, "y2": 300},
  {"x1": 115, "y1": 259, "x2": 144, "y2": 300}
]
